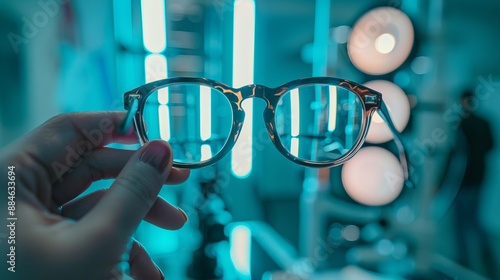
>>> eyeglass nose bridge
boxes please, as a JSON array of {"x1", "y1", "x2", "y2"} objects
[
  {"x1": 235, "y1": 84, "x2": 279, "y2": 113},
  {"x1": 231, "y1": 83, "x2": 297, "y2": 160}
]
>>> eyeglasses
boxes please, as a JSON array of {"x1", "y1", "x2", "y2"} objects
[{"x1": 120, "y1": 77, "x2": 411, "y2": 184}]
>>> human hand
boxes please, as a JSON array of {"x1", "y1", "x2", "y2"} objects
[{"x1": 0, "y1": 112, "x2": 190, "y2": 280}]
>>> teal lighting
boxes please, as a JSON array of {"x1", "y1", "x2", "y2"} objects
[
  {"x1": 144, "y1": 54, "x2": 170, "y2": 141},
  {"x1": 113, "y1": 0, "x2": 133, "y2": 47},
  {"x1": 231, "y1": 0, "x2": 255, "y2": 178},
  {"x1": 312, "y1": 0, "x2": 330, "y2": 76}
]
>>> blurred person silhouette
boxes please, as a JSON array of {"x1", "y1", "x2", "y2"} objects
[
  {"x1": 0, "y1": 112, "x2": 190, "y2": 280},
  {"x1": 454, "y1": 89, "x2": 495, "y2": 278}
]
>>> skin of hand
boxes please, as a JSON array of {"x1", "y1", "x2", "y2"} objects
[{"x1": 0, "y1": 112, "x2": 190, "y2": 280}]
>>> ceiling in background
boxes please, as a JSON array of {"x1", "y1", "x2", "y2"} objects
[{"x1": 3, "y1": 0, "x2": 499, "y2": 92}]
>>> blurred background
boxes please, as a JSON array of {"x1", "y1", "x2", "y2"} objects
[{"x1": 1, "y1": 0, "x2": 500, "y2": 279}]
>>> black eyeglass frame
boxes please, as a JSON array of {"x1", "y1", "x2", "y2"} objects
[{"x1": 121, "y1": 76, "x2": 411, "y2": 184}]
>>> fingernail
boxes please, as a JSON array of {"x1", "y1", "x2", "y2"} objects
[
  {"x1": 140, "y1": 141, "x2": 171, "y2": 173},
  {"x1": 178, "y1": 207, "x2": 188, "y2": 222}
]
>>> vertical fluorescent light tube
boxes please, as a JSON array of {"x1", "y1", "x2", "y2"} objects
[
  {"x1": 200, "y1": 86, "x2": 212, "y2": 162},
  {"x1": 328, "y1": 86, "x2": 337, "y2": 131},
  {"x1": 158, "y1": 106, "x2": 171, "y2": 141},
  {"x1": 290, "y1": 138, "x2": 299, "y2": 157},
  {"x1": 145, "y1": 54, "x2": 170, "y2": 141},
  {"x1": 200, "y1": 86, "x2": 212, "y2": 141},
  {"x1": 230, "y1": 225, "x2": 251, "y2": 278},
  {"x1": 142, "y1": 0, "x2": 168, "y2": 104},
  {"x1": 290, "y1": 89, "x2": 300, "y2": 137},
  {"x1": 201, "y1": 144, "x2": 213, "y2": 161},
  {"x1": 141, "y1": 0, "x2": 166, "y2": 53},
  {"x1": 231, "y1": 0, "x2": 255, "y2": 178},
  {"x1": 290, "y1": 89, "x2": 300, "y2": 156},
  {"x1": 145, "y1": 54, "x2": 169, "y2": 104}
]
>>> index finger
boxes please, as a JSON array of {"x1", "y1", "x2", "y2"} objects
[
  {"x1": 76, "y1": 141, "x2": 184, "y2": 241},
  {"x1": 12, "y1": 112, "x2": 137, "y2": 183}
]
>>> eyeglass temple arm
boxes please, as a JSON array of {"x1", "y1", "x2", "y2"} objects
[
  {"x1": 118, "y1": 97, "x2": 139, "y2": 135},
  {"x1": 378, "y1": 101, "x2": 414, "y2": 189}
]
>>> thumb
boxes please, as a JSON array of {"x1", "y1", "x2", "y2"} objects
[{"x1": 77, "y1": 140, "x2": 175, "y2": 240}]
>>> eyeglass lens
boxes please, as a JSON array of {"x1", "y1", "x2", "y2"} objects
[
  {"x1": 276, "y1": 84, "x2": 364, "y2": 162},
  {"x1": 142, "y1": 83, "x2": 365, "y2": 164},
  {"x1": 143, "y1": 83, "x2": 233, "y2": 163}
]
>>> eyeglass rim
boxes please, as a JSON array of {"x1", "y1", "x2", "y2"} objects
[{"x1": 122, "y1": 76, "x2": 411, "y2": 185}]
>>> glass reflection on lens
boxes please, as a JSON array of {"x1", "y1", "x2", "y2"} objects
[
  {"x1": 275, "y1": 84, "x2": 364, "y2": 163},
  {"x1": 143, "y1": 83, "x2": 233, "y2": 164}
]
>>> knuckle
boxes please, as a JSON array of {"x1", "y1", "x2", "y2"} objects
[{"x1": 82, "y1": 153, "x2": 105, "y2": 182}]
